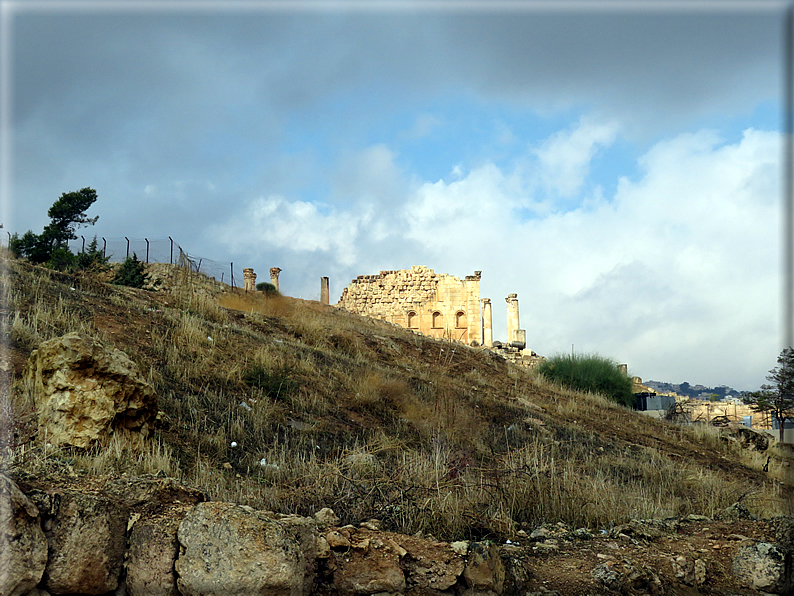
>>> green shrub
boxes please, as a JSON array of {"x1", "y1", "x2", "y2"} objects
[
  {"x1": 538, "y1": 353, "x2": 634, "y2": 407},
  {"x1": 112, "y1": 253, "x2": 146, "y2": 288},
  {"x1": 46, "y1": 247, "x2": 76, "y2": 271},
  {"x1": 243, "y1": 365, "x2": 297, "y2": 400},
  {"x1": 256, "y1": 282, "x2": 279, "y2": 295},
  {"x1": 74, "y1": 236, "x2": 110, "y2": 271}
]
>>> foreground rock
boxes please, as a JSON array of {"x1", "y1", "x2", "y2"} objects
[
  {"x1": 732, "y1": 541, "x2": 789, "y2": 593},
  {"x1": 0, "y1": 475, "x2": 47, "y2": 596},
  {"x1": 175, "y1": 502, "x2": 317, "y2": 596},
  {"x1": 33, "y1": 489, "x2": 129, "y2": 595},
  {"x1": 23, "y1": 332, "x2": 157, "y2": 448}
]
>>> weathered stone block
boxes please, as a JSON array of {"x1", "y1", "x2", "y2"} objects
[
  {"x1": 175, "y1": 502, "x2": 316, "y2": 596},
  {"x1": 0, "y1": 475, "x2": 47, "y2": 596}
]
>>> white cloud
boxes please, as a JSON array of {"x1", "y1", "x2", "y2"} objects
[
  {"x1": 213, "y1": 123, "x2": 779, "y2": 390},
  {"x1": 214, "y1": 195, "x2": 362, "y2": 266},
  {"x1": 533, "y1": 117, "x2": 619, "y2": 199},
  {"x1": 399, "y1": 114, "x2": 441, "y2": 140}
]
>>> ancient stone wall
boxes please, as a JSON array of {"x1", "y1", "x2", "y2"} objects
[{"x1": 337, "y1": 266, "x2": 482, "y2": 344}]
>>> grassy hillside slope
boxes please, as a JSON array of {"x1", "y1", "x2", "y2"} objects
[{"x1": 4, "y1": 256, "x2": 782, "y2": 540}]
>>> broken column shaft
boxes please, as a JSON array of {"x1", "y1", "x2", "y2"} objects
[
  {"x1": 506, "y1": 293, "x2": 519, "y2": 344},
  {"x1": 243, "y1": 268, "x2": 257, "y2": 292},
  {"x1": 270, "y1": 267, "x2": 282, "y2": 292},
  {"x1": 320, "y1": 277, "x2": 329, "y2": 305},
  {"x1": 482, "y1": 298, "x2": 493, "y2": 347}
]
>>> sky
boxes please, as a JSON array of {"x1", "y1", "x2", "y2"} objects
[{"x1": 1, "y1": 0, "x2": 789, "y2": 391}]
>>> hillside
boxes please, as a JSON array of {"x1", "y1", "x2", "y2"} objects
[{"x1": 4, "y1": 255, "x2": 790, "y2": 594}]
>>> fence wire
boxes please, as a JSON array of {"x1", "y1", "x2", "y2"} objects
[
  {"x1": 1, "y1": 231, "x2": 251, "y2": 288},
  {"x1": 53, "y1": 235, "x2": 247, "y2": 288}
]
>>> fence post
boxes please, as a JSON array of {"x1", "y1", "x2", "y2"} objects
[
  {"x1": 6, "y1": 231, "x2": 9, "y2": 247},
  {"x1": 145, "y1": 238, "x2": 150, "y2": 264},
  {"x1": 102, "y1": 237, "x2": 106, "y2": 259},
  {"x1": 169, "y1": 237, "x2": 173, "y2": 264},
  {"x1": 125, "y1": 237, "x2": 130, "y2": 258},
  {"x1": 81, "y1": 236, "x2": 85, "y2": 253},
  {"x1": 230, "y1": 263, "x2": 234, "y2": 288}
]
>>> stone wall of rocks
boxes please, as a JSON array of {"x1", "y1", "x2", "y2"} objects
[
  {"x1": 5, "y1": 471, "x2": 794, "y2": 596},
  {"x1": 4, "y1": 474, "x2": 524, "y2": 596}
]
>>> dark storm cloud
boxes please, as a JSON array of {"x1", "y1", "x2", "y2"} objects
[
  {"x1": 10, "y1": 7, "x2": 782, "y2": 222},
  {"x1": 8, "y1": 4, "x2": 783, "y2": 266}
]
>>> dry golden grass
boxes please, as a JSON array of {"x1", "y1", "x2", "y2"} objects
[{"x1": 5, "y1": 257, "x2": 785, "y2": 540}]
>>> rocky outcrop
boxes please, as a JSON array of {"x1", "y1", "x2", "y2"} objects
[
  {"x1": 732, "y1": 541, "x2": 790, "y2": 593},
  {"x1": 592, "y1": 560, "x2": 662, "y2": 594},
  {"x1": 317, "y1": 526, "x2": 511, "y2": 596},
  {"x1": 23, "y1": 332, "x2": 157, "y2": 448},
  {"x1": 0, "y1": 475, "x2": 47, "y2": 596},
  {"x1": 722, "y1": 425, "x2": 770, "y2": 451},
  {"x1": 461, "y1": 541, "x2": 504, "y2": 595},
  {"x1": 670, "y1": 555, "x2": 706, "y2": 586}
]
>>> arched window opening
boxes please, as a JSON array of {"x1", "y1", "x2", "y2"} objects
[
  {"x1": 407, "y1": 311, "x2": 418, "y2": 328},
  {"x1": 432, "y1": 311, "x2": 443, "y2": 329},
  {"x1": 455, "y1": 311, "x2": 467, "y2": 328}
]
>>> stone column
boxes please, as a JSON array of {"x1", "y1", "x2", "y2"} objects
[
  {"x1": 270, "y1": 267, "x2": 282, "y2": 292},
  {"x1": 506, "y1": 293, "x2": 519, "y2": 344},
  {"x1": 482, "y1": 298, "x2": 493, "y2": 347},
  {"x1": 243, "y1": 268, "x2": 256, "y2": 292},
  {"x1": 320, "y1": 277, "x2": 329, "y2": 305}
]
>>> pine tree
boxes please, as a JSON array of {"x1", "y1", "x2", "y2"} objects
[
  {"x1": 744, "y1": 347, "x2": 794, "y2": 442},
  {"x1": 112, "y1": 253, "x2": 146, "y2": 288}
]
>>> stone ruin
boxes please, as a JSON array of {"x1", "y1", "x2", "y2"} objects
[
  {"x1": 239, "y1": 265, "x2": 542, "y2": 366},
  {"x1": 243, "y1": 268, "x2": 257, "y2": 292},
  {"x1": 270, "y1": 267, "x2": 282, "y2": 291},
  {"x1": 336, "y1": 266, "x2": 543, "y2": 366},
  {"x1": 337, "y1": 266, "x2": 483, "y2": 344}
]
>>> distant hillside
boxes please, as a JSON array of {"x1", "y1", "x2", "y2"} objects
[
  {"x1": 644, "y1": 379, "x2": 742, "y2": 399},
  {"x1": 6, "y1": 256, "x2": 779, "y2": 540}
]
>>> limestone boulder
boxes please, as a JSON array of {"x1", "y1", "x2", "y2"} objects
[
  {"x1": 126, "y1": 510, "x2": 189, "y2": 596},
  {"x1": 24, "y1": 332, "x2": 157, "y2": 448},
  {"x1": 723, "y1": 425, "x2": 770, "y2": 451},
  {"x1": 175, "y1": 502, "x2": 317, "y2": 596},
  {"x1": 313, "y1": 507, "x2": 339, "y2": 529},
  {"x1": 0, "y1": 475, "x2": 48, "y2": 596},
  {"x1": 103, "y1": 475, "x2": 206, "y2": 510},
  {"x1": 461, "y1": 541, "x2": 505, "y2": 596},
  {"x1": 329, "y1": 530, "x2": 406, "y2": 595},
  {"x1": 35, "y1": 490, "x2": 128, "y2": 595},
  {"x1": 732, "y1": 541, "x2": 788, "y2": 593}
]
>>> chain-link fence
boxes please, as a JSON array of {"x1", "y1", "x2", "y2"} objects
[{"x1": 3, "y1": 231, "x2": 248, "y2": 288}]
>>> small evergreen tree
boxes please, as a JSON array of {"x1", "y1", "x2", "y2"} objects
[
  {"x1": 112, "y1": 253, "x2": 146, "y2": 288},
  {"x1": 744, "y1": 347, "x2": 794, "y2": 442},
  {"x1": 74, "y1": 236, "x2": 110, "y2": 271}
]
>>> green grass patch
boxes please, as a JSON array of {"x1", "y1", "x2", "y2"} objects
[
  {"x1": 538, "y1": 352, "x2": 634, "y2": 407},
  {"x1": 243, "y1": 365, "x2": 298, "y2": 400}
]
